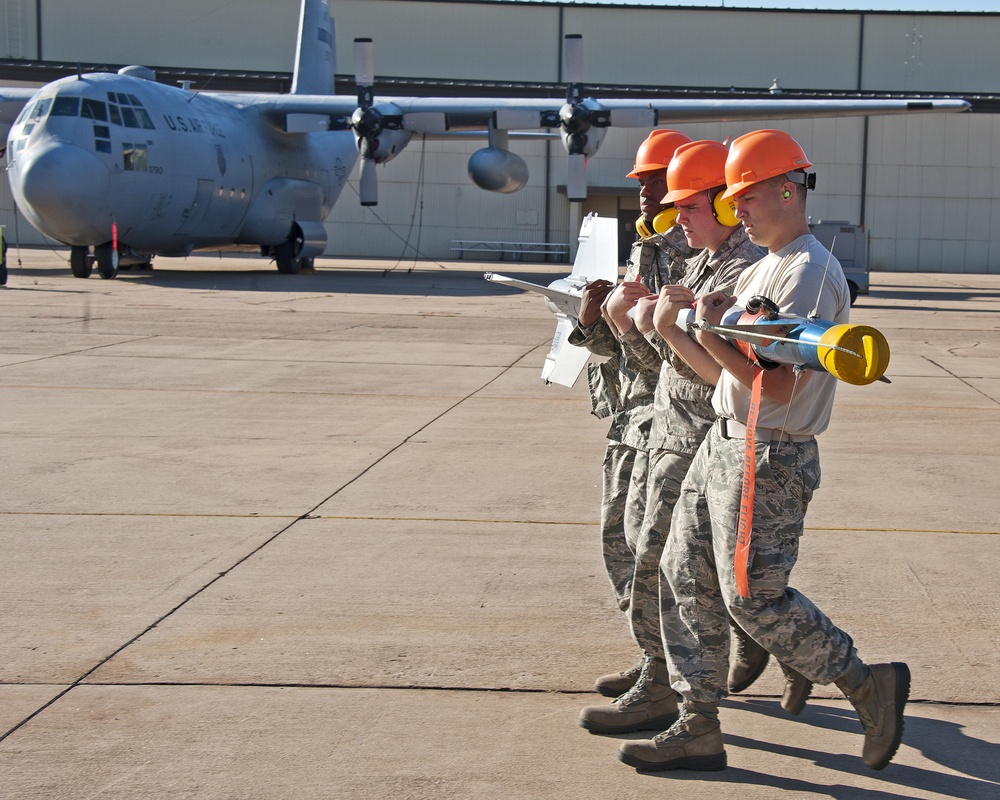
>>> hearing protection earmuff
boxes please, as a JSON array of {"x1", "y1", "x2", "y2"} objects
[
  {"x1": 636, "y1": 207, "x2": 678, "y2": 239},
  {"x1": 711, "y1": 188, "x2": 739, "y2": 227}
]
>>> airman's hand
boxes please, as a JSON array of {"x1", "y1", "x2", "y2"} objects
[
  {"x1": 694, "y1": 291, "x2": 736, "y2": 327},
  {"x1": 603, "y1": 281, "x2": 649, "y2": 331},
  {"x1": 652, "y1": 285, "x2": 696, "y2": 337},
  {"x1": 633, "y1": 294, "x2": 659, "y2": 335},
  {"x1": 578, "y1": 279, "x2": 614, "y2": 327}
]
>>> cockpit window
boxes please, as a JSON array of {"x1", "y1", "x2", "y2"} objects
[
  {"x1": 81, "y1": 99, "x2": 108, "y2": 122},
  {"x1": 51, "y1": 97, "x2": 81, "y2": 117},
  {"x1": 105, "y1": 90, "x2": 154, "y2": 130},
  {"x1": 135, "y1": 108, "x2": 155, "y2": 130},
  {"x1": 25, "y1": 97, "x2": 52, "y2": 121}
]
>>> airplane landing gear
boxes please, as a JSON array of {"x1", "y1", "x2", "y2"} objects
[
  {"x1": 70, "y1": 244, "x2": 118, "y2": 279},
  {"x1": 70, "y1": 246, "x2": 94, "y2": 279},
  {"x1": 95, "y1": 241, "x2": 119, "y2": 280},
  {"x1": 274, "y1": 233, "x2": 307, "y2": 274}
]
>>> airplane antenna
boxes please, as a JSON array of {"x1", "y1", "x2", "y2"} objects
[
  {"x1": 186, "y1": 72, "x2": 218, "y2": 102},
  {"x1": 810, "y1": 235, "x2": 837, "y2": 319}
]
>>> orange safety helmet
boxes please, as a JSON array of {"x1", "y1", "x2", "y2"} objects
[
  {"x1": 661, "y1": 140, "x2": 729, "y2": 204},
  {"x1": 626, "y1": 129, "x2": 692, "y2": 178},
  {"x1": 721, "y1": 129, "x2": 813, "y2": 199}
]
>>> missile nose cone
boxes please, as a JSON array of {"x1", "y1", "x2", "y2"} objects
[{"x1": 16, "y1": 143, "x2": 111, "y2": 241}]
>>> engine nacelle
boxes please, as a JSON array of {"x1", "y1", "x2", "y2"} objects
[
  {"x1": 357, "y1": 126, "x2": 413, "y2": 164},
  {"x1": 467, "y1": 147, "x2": 529, "y2": 193},
  {"x1": 560, "y1": 123, "x2": 607, "y2": 159},
  {"x1": 352, "y1": 102, "x2": 413, "y2": 164}
]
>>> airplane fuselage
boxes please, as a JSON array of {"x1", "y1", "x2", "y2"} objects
[{"x1": 5, "y1": 70, "x2": 356, "y2": 259}]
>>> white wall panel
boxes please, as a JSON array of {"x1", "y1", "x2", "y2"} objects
[
  {"x1": 38, "y1": 0, "x2": 296, "y2": 70},
  {"x1": 862, "y1": 14, "x2": 1000, "y2": 94},
  {"x1": 329, "y1": 1, "x2": 560, "y2": 82},
  {"x1": 562, "y1": 8, "x2": 860, "y2": 91}
]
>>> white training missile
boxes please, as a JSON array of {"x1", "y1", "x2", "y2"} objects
[
  {"x1": 677, "y1": 295, "x2": 891, "y2": 386},
  {"x1": 483, "y1": 213, "x2": 619, "y2": 387}
]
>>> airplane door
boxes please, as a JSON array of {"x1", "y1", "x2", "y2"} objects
[{"x1": 176, "y1": 179, "x2": 213, "y2": 236}]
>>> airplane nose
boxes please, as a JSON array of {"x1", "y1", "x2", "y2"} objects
[{"x1": 15, "y1": 142, "x2": 112, "y2": 243}]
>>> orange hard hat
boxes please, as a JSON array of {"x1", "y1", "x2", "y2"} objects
[
  {"x1": 721, "y1": 129, "x2": 813, "y2": 199},
  {"x1": 661, "y1": 140, "x2": 729, "y2": 204},
  {"x1": 626, "y1": 129, "x2": 692, "y2": 178}
]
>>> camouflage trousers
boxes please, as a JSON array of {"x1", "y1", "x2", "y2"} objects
[
  {"x1": 661, "y1": 425, "x2": 857, "y2": 704},
  {"x1": 628, "y1": 448, "x2": 692, "y2": 659},
  {"x1": 600, "y1": 443, "x2": 648, "y2": 614}
]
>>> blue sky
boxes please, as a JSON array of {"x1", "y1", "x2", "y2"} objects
[{"x1": 507, "y1": 1, "x2": 1000, "y2": 11}]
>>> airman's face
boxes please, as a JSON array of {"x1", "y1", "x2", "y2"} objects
[{"x1": 637, "y1": 169, "x2": 669, "y2": 221}]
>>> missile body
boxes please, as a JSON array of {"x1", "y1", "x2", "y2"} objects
[{"x1": 677, "y1": 296, "x2": 890, "y2": 386}]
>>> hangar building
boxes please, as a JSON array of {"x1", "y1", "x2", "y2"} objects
[{"x1": 2, "y1": 0, "x2": 999, "y2": 274}]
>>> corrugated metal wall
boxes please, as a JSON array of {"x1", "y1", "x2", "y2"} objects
[{"x1": 2, "y1": 1, "x2": 999, "y2": 273}]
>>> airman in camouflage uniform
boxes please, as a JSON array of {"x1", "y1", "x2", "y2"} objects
[
  {"x1": 619, "y1": 130, "x2": 910, "y2": 775},
  {"x1": 579, "y1": 140, "x2": 771, "y2": 735},
  {"x1": 568, "y1": 130, "x2": 694, "y2": 701}
]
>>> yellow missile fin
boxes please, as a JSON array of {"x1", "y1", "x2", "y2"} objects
[{"x1": 817, "y1": 324, "x2": 890, "y2": 385}]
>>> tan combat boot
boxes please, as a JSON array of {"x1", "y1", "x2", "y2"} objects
[
  {"x1": 579, "y1": 656, "x2": 679, "y2": 735},
  {"x1": 618, "y1": 711, "x2": 726, "y2": 772},
  {"x1": 728, "y1": 620, "x2": 769, "y2": 693},
  {"x1": 593, "y1": 659, "x2": 643, "y2": 698},
  {"x1": 779, "y1": 662, "x2": 813, "y2": 715},
  {"x1": 837, "y1": 662, "x2": 911, "y2": 770}
]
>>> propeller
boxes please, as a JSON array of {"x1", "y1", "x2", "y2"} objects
[
  {"x1": 351, "y1": 38, "x2": 379, "y2": 206},
  {"x1": 558, "y1": 34, "x2": 612, "y2": 203},
  {"x1": 350, "y1": 37, "x2": 407, "y2": 207}
]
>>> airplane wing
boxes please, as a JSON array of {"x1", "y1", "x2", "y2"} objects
[
  {"x1": 238, "y1": 88, "x2": 968, "y2": 205},
  {"x1": 1, "y1": 87, "x2": 38, "y2": 134},
  {"x1": 241, "y1": 93, "x2": 969, "y2": 132}
]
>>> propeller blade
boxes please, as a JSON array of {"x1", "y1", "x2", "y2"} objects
[
  {"x1": 563, "y1": 34, "x2": 583, "y2": 87},
  {"x1": 354, "y1": 38, "x2": 374, "y2": 89},
  {"x1": 359, "y1": 157, "x2": 377, "y2": 206},
  {"x1": 567, "y1": 153, "x2": 587, "y2": 203}
]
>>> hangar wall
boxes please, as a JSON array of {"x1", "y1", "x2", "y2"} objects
[{"x1": 2, "y1": 0, "x2": 999, "y2": 273}]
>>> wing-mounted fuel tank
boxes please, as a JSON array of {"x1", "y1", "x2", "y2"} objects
[{"x1": 468, "y1": 125, "x2": 528, "y2": 193}]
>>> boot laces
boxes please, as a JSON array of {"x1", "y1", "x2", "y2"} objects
[{"x1": 616, "y1": 654, "x2": 656, "y2": 704}]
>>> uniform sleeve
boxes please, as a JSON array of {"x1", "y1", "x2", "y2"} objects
[
  {"x1": 567, "y1": 318, "x2": 620, "y2": 357},
  {"x1": 619, "y1": 326, "x2": 663, "y2": 374}
]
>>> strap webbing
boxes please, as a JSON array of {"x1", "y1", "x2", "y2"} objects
[{"x1": 734, "y1": 366, "x2": 764, "y2": 598}]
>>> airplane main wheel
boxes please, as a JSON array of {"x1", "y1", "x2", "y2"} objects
[
  {"x1": 274, "y1": 238, "x2": 303, "y2": 274},
  {"x1": 95, "y1": 242, "x2": 119, "y2": 280},
  {"x1": 70, "y1": 246, "x2": 94, "y2": 279}
]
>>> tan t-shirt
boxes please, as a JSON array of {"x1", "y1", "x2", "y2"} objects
[{"x1": 712, "y1": 234, "x2": 851, "y2": 435}]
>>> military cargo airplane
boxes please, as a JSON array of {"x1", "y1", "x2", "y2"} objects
[{"x1": 0, "y1": 0, "x2": 970, "y2": 279}]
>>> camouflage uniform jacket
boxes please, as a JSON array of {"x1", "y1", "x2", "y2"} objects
[
  {"x1": 636, "y1": 226, "x2": 763, "y2": 455},
  {"x1": 567, "y1": 226, "x2": 693, "y2": 449}
]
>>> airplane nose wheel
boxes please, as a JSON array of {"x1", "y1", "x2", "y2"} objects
[
  {"x1": 95, "y1": 241, "x2": 119, "y2": 280},
  {"x1": 70, "y1": 246, "x2": 94, "y2": 279}
]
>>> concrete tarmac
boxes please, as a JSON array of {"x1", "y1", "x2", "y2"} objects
[{"x1": 0, "y1": 248, "x2": 997, "y2": 799}]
